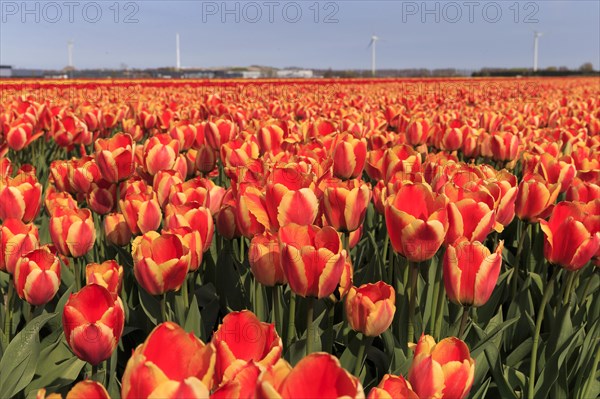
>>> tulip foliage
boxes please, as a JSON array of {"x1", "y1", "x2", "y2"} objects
[{"x1": 0, "y1": 77, "x2": 599, "y2": 399}]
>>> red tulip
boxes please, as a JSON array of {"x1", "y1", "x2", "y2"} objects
[
  {"x1": 279, "y1": 223, "x2": 347, "y2": 298},
  {"x1": 86, "y1": 260, "x2": 124, "y2": 298},
  {"x1": 121, "y1": 322, "x2": 215, "y2": 398},
  {"x1": 153, "y1": 169, "x2": 184, "y2": 208},
  {"x1": 0, "y1": 218, "x2": 39, "y2": 274},
  {"x1": 332, "y1": 133, "x2": 368, "y2": 180},
  {"x1": 212, "y1": 310, "x2": 282, "y2": 386},
  {"x1": 119, "y1": 188, "x2": 162, "y2": 235},
  {"x1": 446, "y1": 198, "x2": 497, "y2": 246},
  {"x1": 368, "y1": 374, "x2": 418, "y2": 399},
  {"x1": 540, "y1": 202, "x2": 600, "y2": 270},
  {"x1": 406, "y1": 118, "x2": 431, "y2": 146},
  {"x1": 212, "y1": 361, "x2": 261, "y2": 399},
  {"x1": 49, "y1": 206, "x2": 96, "y2": 258},
  {"x1": 515, "y1": 173, "x2": 560, "y2": 223},
  {"x1": 385, "y1": 183, "x2": 448, "y2": 262},
  {"x1": 408, "y1": 335, "x2": 474, "y2": 399},
  {"x1": 163, "y1": 226, "x2": 203, "y2": 272},
  {"x1": 63, "y1": 284, "x2": 125, "y2": 365},
  {"x1": 491, "y1": 131, "x2": 520, "y2": 162},
  {"x1": 143, "y1": 133, "x2": 180, "y2": 176},
  {"x1": 65, "y1": 380, "x2": 110, "y2": 399},
  {"x1": 345, "y1": 281, "x2": 396, "y2": 336},
  {"x1": 164, "y1": 202, "x2": 214, "y2": 253},
  {"x1": 443, "y1": 238, "x2": 503, "y2": 307},
  {"x1": 44, "y1": 187, "x2": 78, "y2": 217},
  {"x1": 132, "y1": 231, "x2": 190, "y2": 295},
  {"x1": 14, "y1": 246, "x2": 61, "y2": 306}
]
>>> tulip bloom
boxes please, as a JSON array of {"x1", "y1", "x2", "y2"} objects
[
  {"x1": 443, "y1": 239, "x2": 503, "y2": 307},
  {"x1": 164, "y1": 202, "x2": 214, "y2": 253},
  {"x1": 163, "y1": 226, "x2": 203, "y2": 272},
  {"x1": 143, "y1": 133, "x2": 180, "y2": 176},
  {"x1": 121, "y1": 322, "x2": 215, "y2": 398},
  {"x1": 66, "y1": 380, "x2": 111, "y2": 399},
  {"x1": 323, "y1": 179, "x2": 371, "y2": 233},
  {"x1": 345, "y1": 282, "x2": 396, "y2": 337},
  {"x1": 49, "y1": 207, "x2": 96, "y2": 258},
  {"x1": 540, "y1": 202, "x2": 600, "y2": 271},
  {"x1": 63, "y1": 284, "x2": 125, "y2": 365},
  {"x1": 153, "y1": 169, "x2": 184, "y2": 209},
  {"x1": 86, "y1": 260, "x2": 124, "y2": 297},
  {"x1": 385, "y1": 183, "x2": 448, "y2": 262},
  {"x1": 212, "y1": 310, "x2": 282, "y2": 386},
  {"x1": 119, "y1": 189, "x2": 162, "y2": 235},
  {"x1": 14, "y1": 246, "x2": 61, "y2": 306},
  {"x1": 132, "y1": 231, "x2": 190, "y2": 295},
  {"x1": 0, "y1": 165, "x2": 43, "y2": 223},
  {"x1": 446, "y1": 198, "x2": 497, "y2": 246},
  {"x1": 408, "y1": 335, "x2": 474, "y2": 399},
  {"x1": 103, "y1": 212, "x2": 132, "y2": 247},
  {"x1": 368, "y1": 375, "x2": 418, "y2": 399},
  {"x1": 279, "y1": 224, "x2": 347, "y2": 298},
  {"x1": 332, "y1": 133, "x2": 368, "y2": 180},
  {"x1": 0, "y1": 218, "x2": 39, "y2": 274},
  {"x1": 262, "y1": 353, "x2": 365, "y2": 399},
  {"x1": 491, "y1": 131, "x2": 520, "y2": 162},
  {"x1": 515, "y1": 173, "x2": 560, "y2": 223},
  {"x1": 248, "y1": 232, "x2": 286, "y2": 286}
]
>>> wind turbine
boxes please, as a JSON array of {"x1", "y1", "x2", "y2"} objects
[
  {"x1": 176, "y1": 33, "x2": 181, "y2": 70},
  {"x1": 368, "y1": 35, "x2": 380, "y2": 77},
  {"x1": 67, "y1": 40, "x2": 74, "y2": 68},
  {"x1": 533, "y1": 31, "x2": 543, "y2": 72}
]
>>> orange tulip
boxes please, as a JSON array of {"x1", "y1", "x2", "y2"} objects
[
  {"x1": 368, "y1": 374, "x2": 418, "y2": 399},
  {"x1": 132, "y1": 231, "x2": 190, "y2": 295},
  {"x1": 163, "y1": 226, "x2": 203, "y2": 272},
  {"x1": 44, "y1": 187, "x2": 78, "y2": 217},
  {"x1": 94, "y1": 132, "x2": 135, "y2": 183},
  {"x1": 279, "y1": 223, "x2": 347, "y2": 298},
  {"x1": 345, "y1": 281, "x2": 396, "y2": 337},
  {"x1": 248, "y1": 231, "x2": 286, "y2": 286},
  {"x1": 332, "y1": 133, "x2": 368, "y2": 180},
  {"x1": 49, "y1": 207, "x2": 96, "y2": 258},
  {"x1": 515, "y1": 173, "x2": 560, "y2": 223},
  {"x1": 408, "y1": 335, "x2": 474, "y2": 399},
  {"x1": 164, "y1": 202, "x2": 214, "y2": 253},
  {"x1": 86, "y1": 260, "x2": 124, "y2": 297},
  {"x1": 446, "y1": 198, "x2": 497, "y2": 246},
  {"x1": 212, "y1": 310, "x2": 282, "y2": 386},
  {"x1": 119, "y1": 188, "x2": 162, "y2": 235},
  {"x1": 121, "y1": 322, "x2": 215, "y2": 398},
  {"x1": 66, "y1": 380, "x2": 111, "y2": 399},
  {"x1": 491, "y1": 131, "x2": 520, "y2": 162},
  {"x1": 143, "y1": 133, "x2": 180, "y2": 176},
  {"x1": 323, "y1": 179, "x2": 371, "y2": 233},
  {"x1": 14, "y1": 246, "x2": 61, "y2": 306},
  {"x1": 443, "y1": 238, "x2": 503, "y2": 307},
  {"x1": 540, "y1": 202, "x2": 600, "y2": 270},
  {"x1": 0, "y1": 165, "x2": 42, "y2": 223},
  {"x1": 103, "y1": 212, "x2": 132, "y2": 246},
  {"x1": 385, "y1": 183, "x2": 448, "y2": 262},
  {"x1": 63, "y1": 284, "x2": 125, "y2": 365},
  {"x1": 0, "y1": 218, "x2": 39, "y2": 274}
]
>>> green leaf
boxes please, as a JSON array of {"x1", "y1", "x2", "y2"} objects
[
  {"x1": 138, "y1": 287, "x2": 161, "y2": 325},
  {"x1": 0, "y1": 312, "x2": 57, "y2": 398},
  {"x1": 184, "y1": 294, "x2": 203, "y2": 337}
]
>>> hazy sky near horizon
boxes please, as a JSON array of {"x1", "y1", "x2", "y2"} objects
[{"x1": 1, "y1": 0, "x2": 599, "y2": 71}]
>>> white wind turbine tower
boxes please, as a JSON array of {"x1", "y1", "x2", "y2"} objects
[
  {"x1": 67, "y1": 40, "x2": 74, "y2": 68},
  {"x1": 368, "y1": 35, "x2": 380, "y2": 77},
  {"x1": 176, "y1": 33, "x2": 181, "y2": 70},
  {"x1": 533, "y1": 31, "x2": 543, "y2": 72}
]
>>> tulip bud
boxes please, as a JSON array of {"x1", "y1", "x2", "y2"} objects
[
  {"x1": 332, "y1": 133, "x2": 368, "y2": 180},
  {"x1": 248, "y1": 232, "x2": 286, "y2": 286},
  {"x1": 408, "y1": 335, "x2": 474, "y2": 399},
  {"x1": 103, "y1": 212, "x2": 132, "y2": 246},
  {"x1": 345, "y1": 281, "x2": 396, "y2": 337},
  {"x1": 1, "y1": 218, "x2": 40, "y2": 274},
  {"x1": 49, "y1": 207, "x2": 96, "y2": 258},
  {"x1": 66, "y1": 380, "x2": 111, "y2": 399},
  {"x1": 368, "y1": 374, "x2": 418, "y2": 399},
  {"x1": 132, "y1": 231, "x2": 190, "y2": 295},
  {"x1": 63, "y1": 284, "x2": 125, "y2": 365},
  {"x1": 143, "y1": 133, "x2": 180, "y2": 176},
  {"x1": 323, "y1": 179, "x2": 371, "y2": 233},
  {"x1": 14, "y1": 246, "x2": 61, "y2": 306},
  {"x1": 86, "y1": 260, "x2": 124, "y2": 298},
  {"x1": 515, "y1": 173, "x2": 560, "y2": 223},
  {"x1": 0, "y1": 165, "x2": 42, "y2": 223},
  {"x1": 119, "y1": 188, "x2": 162, "y2": 235},
  {"x1": 444, "y1": 239, "x2": 503, "y2": 307}
]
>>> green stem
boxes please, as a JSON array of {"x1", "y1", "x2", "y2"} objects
[
  {"x1": 181, "y1": 273, "x2": 189, "y2": 306},
  {"x1": 306, "y1": 297, "x2": 315, "y2": 356},
  {"x1": 458, "y1": 305, "x2": 470, "y2": 338},
  {"x1": 512, "y1": 221, "x2": 530, "y2": 298},
  {"x1": 430, "y1": 262, "x2": 442, "y2": 334},
  {"x1": 562, "y1": 270, "x2": 576, "y2": 306},
  {"x1": 353, "y1": 335, "x2": 372, "y2": 377},
  {"x1": 161, "y1": 293, "x2": 168, "y2": 322},
  {"x1": 434, "y1": 276, "x2": 446, "y2": 340},
  {"x1": 239, "y1": 237, "x2": 245, "y2": 264},
  {"x1": 74, "y1": 257, "x2": 82, "y2": 291},
  {"x1": 381, "y1": 234, "x2": 390, "y2": 284},
  {"x1": 579, "y1": 269, "x2": 597, "y2": 304},
  {"x1": 581, "y1": 342, "x2": 600, "y2": 399},
  {"x1": 286, "y1": 292, "x2": 296, "y2": 348},
  {"x1": 272, "y1": 285, "x2": 281, "y2": 331},
  {"x1": 528, "y1": 266, "x2": 560, "y2": 399},
  {"x1": 4, "y1": 277, "x2": 14, "y2": 345},
  {"x1": 23, "y1": 304, "x2": 33, "y2": 324},
  {"x1": 387, "y1": 244, "x2": 394, "y2": 285},
  {"x1": 323, "y1": 301, "x2": 335, "y2": 354},
  {"x1": 407, "y1": 261, "x2": 419, "y2": 345}
]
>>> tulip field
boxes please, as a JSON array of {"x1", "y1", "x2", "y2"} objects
[{"x1": 0, "y1": 77, "x2": 599, "y2": 399}]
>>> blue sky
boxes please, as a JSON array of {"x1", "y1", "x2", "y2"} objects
[{"x1": 1, "y1": 1, "x2": 598, "y2": 70}]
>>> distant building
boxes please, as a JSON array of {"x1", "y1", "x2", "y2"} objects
[
  {"x1": 0, "y1": 65, "x2": 13, "y2": 78},
  {"x1": 276, "y1": 69, "x2": 314, "y2": 78}
]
